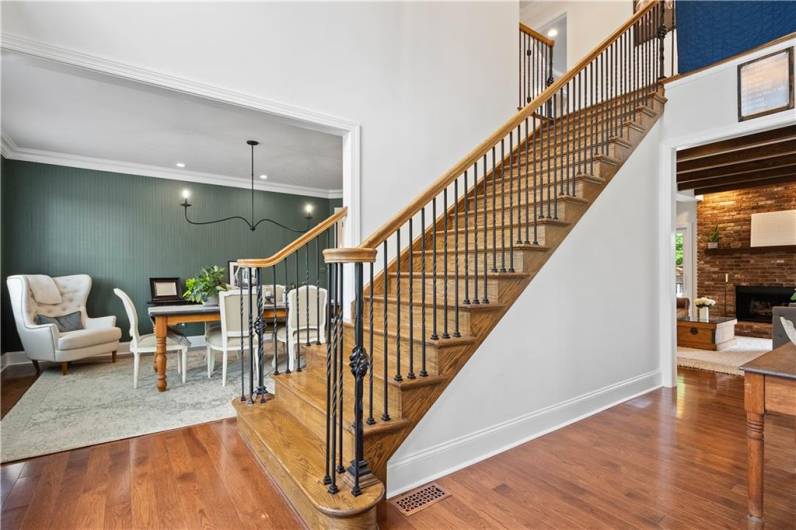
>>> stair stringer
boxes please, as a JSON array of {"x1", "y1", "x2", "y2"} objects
[{"x1": 385, "y1": 112, "x2": 666, "y2": 496}]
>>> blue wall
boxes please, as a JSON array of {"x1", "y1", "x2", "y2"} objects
[{"x1": 676, "y1": 1, "x2": 796, "y2": 74}]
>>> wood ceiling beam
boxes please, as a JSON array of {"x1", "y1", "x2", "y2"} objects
[
  {"x1": 679, "y1": 167, "x2": 796, "y2": 191},
  {"x1": 677, "y1": 140, "x2": 796, "y2": 172},
  {"x1": 677, "y1": 124, "x2": 796, "y2": 163},
  {"x1": 676, "y1": 154, "x2": 796, "y2": 182},
  {"x1": 677, "y1": 164, "x2": 796, "y2": 186},
  {"x1": 693, "y1": 175, "x2": 796, "y2": 195}
]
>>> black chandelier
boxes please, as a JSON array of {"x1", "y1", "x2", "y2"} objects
[{"x1": 180, "y1": 140, "x2": 312, "y2": 232}]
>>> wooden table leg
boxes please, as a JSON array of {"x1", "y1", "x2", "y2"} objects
[
  {"x1": 744, "y1": 373, "x2": 765, "y2": 521},
  {"x1": 154, "y1": 316, "x2": 168, "y2": 392}
]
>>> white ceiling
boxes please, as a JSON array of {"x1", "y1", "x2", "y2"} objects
[{"x1": 0, "y1": 51, "x2": 343, "y2": 197}]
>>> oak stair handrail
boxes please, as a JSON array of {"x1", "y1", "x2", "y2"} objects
[
  {"x1": 237, "y1": 207, "x2": 347, "y2": 268},
  {"x1": 519, "y1": 22, "x2": 555, "y2": 47},
  {"x1": 354, "y1": 0, "x2": 667, "y2": 252}
]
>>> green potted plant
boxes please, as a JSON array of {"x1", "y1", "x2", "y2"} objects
[
  {"x1": 707, "y1": 225, "x2": 720, "y2": 249},
  {"x1": 791, "y1": 289, "x2": 796, "y2": 307},
  {"x1": 183, "y1": 265, "x2": 226, "y2": 305}
]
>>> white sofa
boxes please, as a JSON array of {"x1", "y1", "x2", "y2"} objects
[{"x1": 6, "y1": 274, "x2": 122, "y2": 374}]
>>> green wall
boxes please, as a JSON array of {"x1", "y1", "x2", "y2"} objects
[{"x1": 1, "y1": 158, "x2": 338, "y2": 352}]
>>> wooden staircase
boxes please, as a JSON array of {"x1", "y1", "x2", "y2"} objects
[{"x1": 234, "y1": 2, "x2": 673, "y2": 527}]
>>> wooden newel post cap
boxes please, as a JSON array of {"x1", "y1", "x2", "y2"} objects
[{"x1": 323, "y1": 247, "x2": 377, "y2": 263}]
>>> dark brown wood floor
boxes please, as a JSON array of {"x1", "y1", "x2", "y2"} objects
[{"x1": 2, "y1": 364, "x2": 794, "y2": 529}]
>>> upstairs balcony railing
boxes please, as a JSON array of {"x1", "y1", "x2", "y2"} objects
[{"x1": 518, "y1": 22, "x2": 555, "y2": 110}]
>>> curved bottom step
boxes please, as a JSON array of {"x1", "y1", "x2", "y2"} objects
[{"x1": 234, "y1": 399, "x2": 384, "y2": 529}]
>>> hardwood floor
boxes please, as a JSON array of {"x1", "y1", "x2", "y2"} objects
[
  {"x1": 382, "y1": 369, "x2": 796, "y2": 529},
  {"x1": 2, "y1": 366, "x2": 794, "y2": 529}
]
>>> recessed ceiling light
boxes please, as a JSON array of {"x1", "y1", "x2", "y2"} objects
[
  {"x1": 259, "y1": 174, "x2": 268, "y2": 180},
  {"x1": 547, "y1": 28, "x2": 558, "y2": 38},
  {"x1": 175, "y1": 162, "x2": 186, "y2": 168}
]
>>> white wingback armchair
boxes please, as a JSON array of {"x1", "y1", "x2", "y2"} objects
[{"x1": 6, "y1": 274, "x2": 122, "y2": 374}]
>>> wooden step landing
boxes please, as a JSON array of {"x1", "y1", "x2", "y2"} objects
[{"x1": 234, "y1": 399, "x2": 384, "y2": 529}]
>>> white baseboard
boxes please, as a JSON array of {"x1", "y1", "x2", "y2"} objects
[
  {"x1": 385, "y1": 369, "x2": 661, "y2": 497},
  {"x1": 0, "y1": 334, "x2": 207, "y2": 373}
]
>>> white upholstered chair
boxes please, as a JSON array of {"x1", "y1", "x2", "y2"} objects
[
  {"x1": 114, "y1": 288, "x2": 190, "y2": 388},
  {"x1": 6, "y1": 274, "x2": 122, "y2": 374},
  {"x1": 205, "y1": 290, "x2": 254, "y2": 386},
  {"x1": 276, "y1": 285, "x2": 327, "y2": 372}
]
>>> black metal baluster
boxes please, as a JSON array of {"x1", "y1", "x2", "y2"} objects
[
  {"x1": 524, "y1": 118, "x2": 530, "y2": 243},
  {"x1": 323, "y1": 254, "x2": 334, "y2": 488},
  {"x1": 337, "y1": 264, "x2": 344, "y2": 474},
  {"x1": 508, "y1": 129, "x2": 515, "y2": 272},
  {"x1": 272, "y1": 266, "x2": 279, "y2": 375},
  {"x1": 239, "y1": 269, "x2": 245, "y2": 402},
  {"x1": 256, "y1": 267, "x2": 266, "y2": 402},
  {"x1": 395, "y1": 229, "x2": 403, "y2": 381},
  {"x1": 367, "y1": 262, "x2": 375, "y2": 424},
  {"x1": 431, "y1": 199, "x2": 438, "y2": 340},
  {"x1": 420, "y1": 207, "x2": 428, "y2": 377},
  {"x1": 473, "y1": 164, "x2": 479, "y2": 305},
  {"x1": 481, "y1": 154, "x2": 489, "y2": 304},
  {"x1": 491, "y1": 146, "x2": 498, "y2": 273},
  {"x1": 315, "y1": 237, "x2": 321, "y2": 345},
  {"x1": 532, "y1": 115, "x2": 539, "y2": 245},
  {"x1": 442, "y1": 187, "x2": 450, "y2": 339},
  {"x1": 283, "y1": 259, "x2": 290, "y2": 374},
  {"x1": 295, "y1": 252, "x2": 302, "y2": 372},
  {"x1": 453, "y1": 179, "x2": 461, "y2": 336},
  {"x1": 500, "y1": 139, "x2": 506, "y2": 272},
  {"x1": 247, "y1": 269, "x2": 254, "y2": 404},
  {"x1": 381, "y1": 241, "x2": 390, "y2": 421},
  {"x1": 348, "y1": 262, "x2": 373, "y2": 497},
  {"x1": 463, "y1": 170, "x2": 470, "y2": 305},
  {"x1": 408, "y1": 218, "x2": 416, "y2": 378}
]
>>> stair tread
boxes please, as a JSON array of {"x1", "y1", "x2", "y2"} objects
[
  {"x1": 411, "y1": 244, "x2": 549, "y2": 255},
  {"x1": 436, "y1": 218, "x2": 569, "y2": 234},
  {"x1": 388, "y1": 271, "x2": 530, "y2": 280},
  {"x1": 354, "y1": 321, "x2": 477, "y2": 347},
  {"x1": 233, "y1": 399, "x2": 384, "y2": 517},
  {"x1": 277, "y1": 350, "x2": 408, "y2": 434},
  {"x1": 366, "y1": 295, "x2": 507, "y2": 311}
]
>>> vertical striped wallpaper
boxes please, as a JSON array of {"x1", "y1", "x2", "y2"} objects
[{"x1": 1, "y1": 158, "x2": 337, "y2": 352}]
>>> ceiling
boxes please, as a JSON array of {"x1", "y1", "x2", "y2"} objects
[
  {"x1": 677, "y1": 124, "x2": 796, "y2": 195},
  {"x1": 1, "y1": 51, "x2": 343, "y2": 197}
]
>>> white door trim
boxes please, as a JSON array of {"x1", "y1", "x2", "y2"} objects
[
  {"x1": 657, "y1": 111, "x2": 794, "y2": 388},
  {"x1": 0, "y1": 32, "x2": 362, "y2": 243}
]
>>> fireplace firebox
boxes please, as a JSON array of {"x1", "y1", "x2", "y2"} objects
[{"x1": 735, "y1": 286, "x2": 794, "y2": 323}]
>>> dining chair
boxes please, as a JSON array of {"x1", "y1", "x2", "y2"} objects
[
  {"x1": 206, "y1": 290, "x2": 256, "y2": 386},
  {"x1": 276, "y1": 285, "x2": 327, "y2": 372},
  {"x1": 114, "y1": 288, "x2": 190, "y2": 388}
]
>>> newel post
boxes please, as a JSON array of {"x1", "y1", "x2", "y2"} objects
[{"x1": 323, "y1": 247, "x2": 378, "y2": 496}]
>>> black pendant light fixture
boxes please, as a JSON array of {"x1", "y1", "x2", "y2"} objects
[{"x1": 180, "y1": 139, "x2": 312, "y2": 232}]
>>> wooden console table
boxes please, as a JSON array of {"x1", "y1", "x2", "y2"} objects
[
  {"x1": 676, "y1": 316, "x2": 737, "y2": 350},
  {"x1": 147, "y1": 303, "x2": 286, "y2": 392},
  {"x1": 741, "y1": 342, "x2": 796, "y2": 522}
]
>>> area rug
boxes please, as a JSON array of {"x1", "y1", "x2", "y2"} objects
[
  {"x1": 1, "y1": 351, "x2": 274, "y2": 463},
  {"x1": 677, "y1": 336, "x2": 772, "y2": 376}
]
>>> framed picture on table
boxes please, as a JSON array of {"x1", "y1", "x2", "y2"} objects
[
  {"x1": 149, "y1": 277, "x2": 184, "y2": 305},
  {"x1": 228, "y1": 260, "x2": 251, "y2": 288}
]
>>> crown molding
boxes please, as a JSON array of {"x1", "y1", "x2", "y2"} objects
[
  {"x1": 2, "y1": 140, "x2": 343, "y2": 199},
  {"x1": 0, "y1": 33, "x2": 359, "y2": 136},
  {"x1": 0, "y1": 33, "x2": 350, "y2": 200}
]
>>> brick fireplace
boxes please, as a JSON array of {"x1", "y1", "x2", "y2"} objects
[{"x1": 696, "y1": 182, "x2": 796, "y2": 338}]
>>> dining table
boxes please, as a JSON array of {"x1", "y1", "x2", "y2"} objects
[{"x1": 147, "y1": 302, "x2": 287, "y2": 392}]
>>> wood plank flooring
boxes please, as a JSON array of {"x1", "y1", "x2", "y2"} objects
[{"x1": 2, "y1": 365, "x2": 794, "y2": 529}]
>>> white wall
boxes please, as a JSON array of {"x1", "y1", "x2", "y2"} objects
[
  {"x1": 0, "y1": 1, "x2": 518, "y2": 245},
  {"x1": 388, "y1": 121, "x2": 664, "y2": 496}
]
